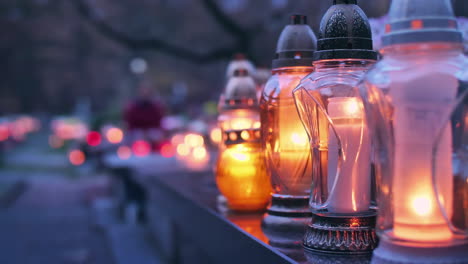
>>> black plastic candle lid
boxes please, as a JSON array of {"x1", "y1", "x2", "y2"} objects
[
  {"x1": 272, "y1": 14, "x2": 317, "y2": 68},
  {"x1": 314, "y1": 0, "x2": 377, "y2": 61},
  {"x1": 382, "y1": 0, "x2": 462, "y2": 46}
]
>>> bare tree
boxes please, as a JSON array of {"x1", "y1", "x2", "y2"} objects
[{"x1": 74, "y1": 0, "x2": 263, "y2": 63}]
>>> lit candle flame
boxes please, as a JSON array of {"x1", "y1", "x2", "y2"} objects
[
  {"x1": 290, "y1": 132, "x2": 308, "y2": 146},
  {"x1": 230, "y1": 118, "x2": 253, "y2": 130},
  {"x1": 344, "y1": 99, "x2": 360, "y2": 116},
  {"x1": 411, "y1": 196, "x2": 433, "y2": 217}
]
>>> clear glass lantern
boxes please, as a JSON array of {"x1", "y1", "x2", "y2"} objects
[
  {"x1": 292, "y1": 0, "x2": 379, "y2": 256},
  {"x1": 259, "y1": 14, "x2": 317, "y2": 260},
  {"x1": 260, "y1": 14, "x2": 316, "y2": 211},
  {"x1": 216, "y1": 69, "x2": 271, "y2": 212},
  {"x1": 359, "y1": 0, "x2": 468, "y2": 262},
  {"x1": 294, "y1": 59, "x2": 376, "y2": 215},
  {"x1": 262, "y1": 66, "x2": 314, "y2": 198}
]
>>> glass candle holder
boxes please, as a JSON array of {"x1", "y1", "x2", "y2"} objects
[
  {"x1": 294, "y1": 59, "x2": 377, "y2": 255},
  {"x1": 262, "y1": 66, "x2": 314, "y2": 204},
  {"x1": 260, "y1": 66, "x2": 314, "y2": 260},
  {"x1": 261, "y1": 66, "x2": 316, "y2": 241},
  {"x1": 216, "y1": 69, "x2": 271, "y2": 212},
  {"x1": 259, "y1": 15, "x2": 317, "y2": 258},
  {"x1": 359, "y1": 1, "x2": 468, "y2": 262},
  {"x1": 361, "y1": 43, "x2": 468, "y2": 264},
  {"x1": 293, "y1": 0, "x2": 379, "y2": 257}
]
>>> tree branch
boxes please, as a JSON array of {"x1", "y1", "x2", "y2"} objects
[
  {"x1": 74, "y1": 0, "x2": 238, "y2": 63},
  {"x1": 200, "y1": 0, "x2": 251, "y2": 38}
]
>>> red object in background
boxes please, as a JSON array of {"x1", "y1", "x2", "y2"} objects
[
  {"x1": 86, "y1": 131, "x2": 102, "y2": 147},
  {"x1": 160, "y1": 142, "x2": 175, "y2": 158},
  {"x1": 132, "y1": 140, "x2": 151, "y2": 157},
  {"x1": 0, "y1": 125, "x2": 9, "y2": 141},
  {"x1": 124, "y1": 99, "x2": 165, "y2": 131}
]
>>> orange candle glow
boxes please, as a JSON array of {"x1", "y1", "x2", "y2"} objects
[
  {"x1": 262, "y1": 68, "x2": 313, "y2": 195},
  {"x1": 216, "y1": 143, "x2": 271, "y2": 211},
  {"x1": 216, "y1": 68, "x2": 271, "y2": 212}
]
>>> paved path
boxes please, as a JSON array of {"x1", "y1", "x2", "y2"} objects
[
  {"x1": 0, "y1": 132, "x2": 115, "y2": 264},
  {"x1": 0, "y1": 177, "x2": 114, "y2": 264}
]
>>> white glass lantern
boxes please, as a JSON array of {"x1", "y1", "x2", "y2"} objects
[{"x1": 359, "y1": 0, "x2": 468, "y2": 263}]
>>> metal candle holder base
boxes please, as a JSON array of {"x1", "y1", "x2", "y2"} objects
[
  {"x1": 372, "y1": 239, "x2": 468, "y2": 264},
  {"x1": 265, "y1": 194, "x2": 312, "y2": 217},
  {"x1": 303, "y1": 213, "x2": 378, "y2": 255},
  {"x1": 261, "y1": 195, "x2": 311, "y2": 261}
]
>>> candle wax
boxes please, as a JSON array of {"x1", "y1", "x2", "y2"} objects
[{"x1": 326, "y1": 97, "x2": 371, "y2": 213}]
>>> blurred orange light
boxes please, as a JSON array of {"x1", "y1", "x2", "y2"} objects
[
  {"x1": 193, "y1": 146, "x2": 207, "y2": 160},
  {"x1": 117, "y1": 146, "x2": 132, "y2": 160},
  {"x1": 160, "y1": 143, "x2": 175, "y2": 158},
  {"x1": 106, "y1": 128, "x2": 123, "y2": 144},
  {"x1": 69, "y1": 150, "x2": 85, "y2": 166},
  {"x1": 184, "y1": 133, "x2": 204, "y2": 148},
  {"x1": 230, "y1": 118, "x2": 252, "y2": 130},
  {"x1": 86, "y1": 131, "x2": 102, "y2": 147},
  {"x1": 210, "y1": 128, "x2": 222, "y2": 144},
  {"x1": 132, "y1": 140, "x2": 151, "y2": 157},
  {"x1": 177, "y1": 144, "x2": 190, "y2": 157},
  {"x1": 240, "y1": 130, "x2": 250, "y2": 140}
]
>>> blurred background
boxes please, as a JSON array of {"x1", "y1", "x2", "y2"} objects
[
  {"x1": 0, "y1": 0, "x2": 467, "y2": 263},
  {"x1": 1, "y1": 0, "x2": 467, "y2": 115}
]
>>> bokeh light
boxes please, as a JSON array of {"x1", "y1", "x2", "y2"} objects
[
  {"x1": 210, "y1": 128, "x2": 222, "y2": 144},
  {"x1": 193, "y1": 146, "x2": 207, "y2": 160},
  {"x1": 132, "y1": 140, "x2": 151, "y2": 157},
  {"x1": 106, "y1": 127, "x2": 123, "y2": 144},
  {"x1": 0, "y1": 125, "x2": 9, "y2": 141},
  {"x1": 86, "y1": 131, "x2": 102, "y2": 147},
  {"x1": 184, "y1": 133, "x2": 204, "y2": 148},
  {"x1": 176, "y1": 144, "x2": 190, "y2": 157},
  {"x1": 117, "y1": 146, "x2": 132, "y2": 160},
  {"x1": 160, "y1": 143, "x2": 175, "y2": 158},
  {"x1": 69, "y1": 149, "x2": 85, "y2": 166}
]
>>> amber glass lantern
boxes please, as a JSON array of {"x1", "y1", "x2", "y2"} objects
[
  {"x1": 260, "y1": 14, "x2": 317, "y2": 256},
  {"x1": 359, "y1": 0, "x2": 468, "y2": 263},
  {"x1": 293, "y1": 1, "x2": 378, "y2": 259},
  {"x1": 216, "y1": 69, "x2": 271, "y2": 212}
]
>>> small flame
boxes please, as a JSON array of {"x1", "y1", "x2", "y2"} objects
[
  {"x1": 230, "y1": 118, "x2": 253, "y2": 130},
  {"x1": 344, "y1": 99, "x2": 360, "y2": 116},
  {"x1": 411, "y1": 196, "x2": 433, "y2": 217},
  {"x1": 291, "y1": 132, "x2": 308, "y2": 146}
]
